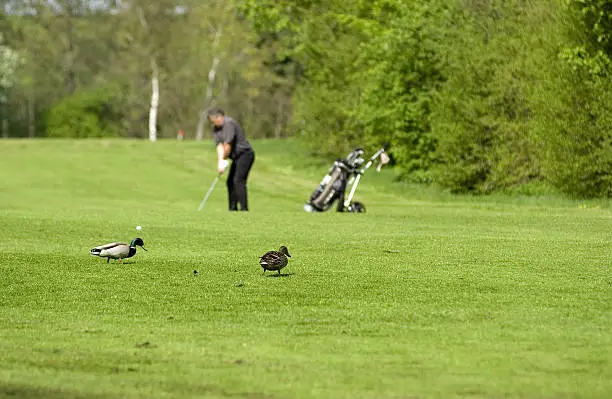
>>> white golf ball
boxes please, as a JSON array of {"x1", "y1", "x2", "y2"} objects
[{"x1": 136, "y1": 225, "x2": 142, "y2": 231}]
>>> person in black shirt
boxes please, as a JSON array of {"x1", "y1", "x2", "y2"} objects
[{"x1": 207, "y1": 107, "x2": 255, "y2": 211}]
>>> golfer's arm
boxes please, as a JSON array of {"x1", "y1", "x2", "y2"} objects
[{"x1": 217, "y1": 142, "x2": 231, "y2": 160}]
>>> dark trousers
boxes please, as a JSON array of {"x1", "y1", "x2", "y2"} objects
[{"x1": 227, "y1": 150, "x2": 255, "y2": 211}]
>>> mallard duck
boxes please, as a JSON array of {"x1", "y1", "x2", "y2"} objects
[
  {"x1": 259, "y1": 246, "x2": 291, "y2": 275},
  {"x1": 90, "y1": 237, "x2": 147, "y2": 263}
]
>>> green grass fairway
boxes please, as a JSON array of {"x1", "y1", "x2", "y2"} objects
[{"x1": 1, "y1": 139, "x2": 610, "y2": 399}]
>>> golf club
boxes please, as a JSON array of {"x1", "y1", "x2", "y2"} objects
[{"x1": 197, "y1": 174, "x2": 220, "y2": 211}]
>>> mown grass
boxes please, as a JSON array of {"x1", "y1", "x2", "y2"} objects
[{"x1": 0, "y1": 139, "x2": 610, "y2": 399}]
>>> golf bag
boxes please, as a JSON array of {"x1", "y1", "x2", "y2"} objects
[{"x1": 304, "y1": 145, "x2": 389, "y2": 213}]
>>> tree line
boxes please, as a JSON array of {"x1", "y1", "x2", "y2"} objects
[
  {"x1": 0, "y1": 0, "x2": 295, "y2": 142},
  {"x1": 1, "y1": 0, "x2": 610, "y2": 197}
]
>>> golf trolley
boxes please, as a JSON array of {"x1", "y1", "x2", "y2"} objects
[{"x1": 304, "y1": 144, "x2": 389, "y2": 213}]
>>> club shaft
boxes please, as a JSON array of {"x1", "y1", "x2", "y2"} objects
[{"x1": 197, "y1": 175, "x2": 220, "y2": 211}]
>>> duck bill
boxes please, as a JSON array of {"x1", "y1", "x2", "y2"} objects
[{"x1": 141, "y1": 246, "x2": 148, "y2": 251}]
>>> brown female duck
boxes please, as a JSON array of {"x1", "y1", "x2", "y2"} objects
[{"x1": 259, "y1": 245, "x2": 291, "y2": 275}]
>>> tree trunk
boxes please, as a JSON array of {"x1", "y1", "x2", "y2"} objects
[
  {"x1": 28, "y1": 95, "x2": 35, "y2": 138},
  {"x1": 2, "y1": 115, "x2": 7, "y2": 138},
  {"x1": 1, "y1": 95, "x2": 7, "y2": 138},
  {"x1": 246, "y1": 99, "x2": 253, "y2": 136},
  {"x1": 195, "y1": 56, "x2": 221, "y2": 141},
  {"x1": 275, "y1": 100, "x2": 284, "y2": 139},
  {"x1": 65, "y1": 1, "x2": 76, "y2": 94},
  {"x1": 195, "y1": 24, "x2": 223, "y2": 141},
  {"x1": 138, "y1": 5, "x2": 158, "y2": 142},
  {"x1": 149, "y1": 58, "x2": 159, "y2": 142}
]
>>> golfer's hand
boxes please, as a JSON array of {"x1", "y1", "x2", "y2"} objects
[{"x1": 218, "y1": 159, "x2": 229, "y2": 174}]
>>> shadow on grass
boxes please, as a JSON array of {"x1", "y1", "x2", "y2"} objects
[
  {"x1": 104, "y1": 260, "x2": 137, "y2": 265},
  {"x1": 264, "y1": 272, "x2": 295, "y2": 278},
  {"x1": 1, "y1": 384, "x2": 107, "y2": 399}
]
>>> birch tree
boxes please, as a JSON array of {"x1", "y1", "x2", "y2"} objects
[
  {"x1": 193, "y1": 0, "x2": 231, "y2": 141},
  {"x1": 112, "y1": 0, "x2": 178, "y2": 141},
  {"x1": 136, "y1": 4, "x2": 159, "y2": 142},
  {"x1": 192, "y1": 0, "x2": 295, "y2": 140},
  {"x1": 195, "y1": 21, "x2": 223, "y2": 141}
]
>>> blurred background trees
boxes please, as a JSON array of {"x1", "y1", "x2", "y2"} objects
[{"x1": 0, "y1": 0, "x2": 610, "y2": 197}]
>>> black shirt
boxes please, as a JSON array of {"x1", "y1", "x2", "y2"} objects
[{"x1": 213, "y1": 117, "x2": 253, "y2": 160}]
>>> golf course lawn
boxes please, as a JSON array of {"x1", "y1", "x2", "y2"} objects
[{"x1": 1, "y1": 139, "x2": 610, "y2": 399}]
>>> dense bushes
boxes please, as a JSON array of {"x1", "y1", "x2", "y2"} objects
[
  {"x1": 431, "y1": 0, "x2": 544, "y2": 193},
  {"x1": 353, "y1": 1, "x2": 446, "y2": 183},
  {"x1": 45, "y1": 86, "x2": 124, "y2": 138},
  {"x1": 242, "y1": 0, "x2": 612, "y2": 197},
  {"x1": 535, "y1": 0, "x2": 612, "y2": 197}
]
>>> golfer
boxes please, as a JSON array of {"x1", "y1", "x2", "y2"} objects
[{"x1": 207, "y1": 107, "x2": 255, "y2": 211}]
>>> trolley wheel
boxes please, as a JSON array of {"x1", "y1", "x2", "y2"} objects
[{"x1": 347, "y1": 202, "x2": 366, "y2": 213}]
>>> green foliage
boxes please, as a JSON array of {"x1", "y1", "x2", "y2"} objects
[
  {"x1": 240, "y1": 0, "x2": 611, "y2": 197},
  {"x1": 559, "y1": 0, "x2": 611, "y2": 78},
  {"x1": 289, "y1": 22, "x2": 366, "y2": 156},
  {"x1": 431, "y1": 0, "x2": 544, "y2": 193},
  {"x1": 4, "y1": 2, "x2": 295, "y2": 140},
  {"x1": 45, "y1": 86, "x2": 124, "y2": 138},
  {"x1": 565, "y1": 0, "x2": 612, "y2": 54},
  {"x1": 354, "y1": 1, "x2": 447, "y2": 182},
  {"x1": 3, "y1": 0, "x2": 612, "y2": 197},
  {"x1": 0, "y1": 33, "x2": 22, "y2": 137},
  {"x1": 0, "y1": 33, "x2": 21, "y2": 89},
  {"x1": 533, "y1": 0, "x2": 612, "y2": 197},
  {"x1": 241, "y1": 0, "x2": 446, "y2": 169},
  {"x1": 537, "y1": 58, "x2": 612, "y2": 198}
]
